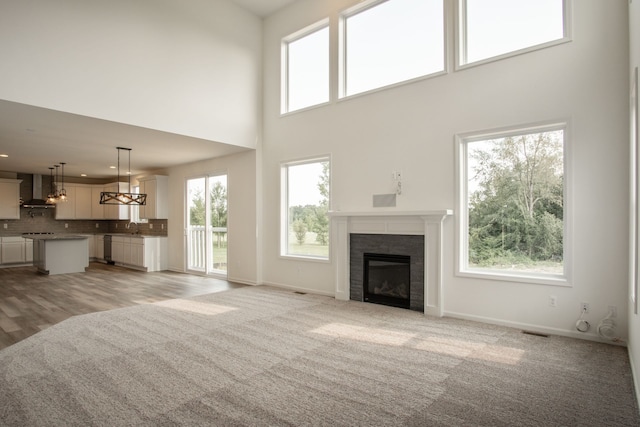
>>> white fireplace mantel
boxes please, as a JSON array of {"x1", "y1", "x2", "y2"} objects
[{"x1": 329, "y1": 210, "x2": 453, "y2": 317}]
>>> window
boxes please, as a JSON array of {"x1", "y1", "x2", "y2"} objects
[
  {"x1": 282, "y1": 21, "x2": 329, "y2": 113},
  {"x1": 459, "y1": 0, "x2": 568, "y2": 66},
  {"x1": 281, "y1": 157, "x2": 330, "y2": 259},
  {"x1": 458, "y1": 123, "x2": 568, "y2": 284},
  {"x1": 340, "y1": 0, "x2": 445, "y2": 97}
]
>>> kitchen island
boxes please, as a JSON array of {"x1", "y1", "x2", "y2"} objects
[{"x1": 24, "y1": 234, "x2": 89, "y2": 275}]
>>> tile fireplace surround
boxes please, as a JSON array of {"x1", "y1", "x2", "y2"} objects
[{"x1": 329, "y1": 210, "x2": 452, "y2": 317}]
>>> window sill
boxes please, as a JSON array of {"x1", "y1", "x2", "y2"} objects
[
  {"x1": 457, "y1": 268, "x2": 571, "y2": 287},
  {"x1": 280, "y1": 254, "x2": 330, "y2": 264}
]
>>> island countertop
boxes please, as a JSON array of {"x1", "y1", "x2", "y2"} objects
[{"x1": 23, "y1": 234, "x2": 89, "y2": 241}]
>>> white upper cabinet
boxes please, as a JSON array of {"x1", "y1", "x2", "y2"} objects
[
  {"x1": 54, "y1": 185, "x2": 77, "y2": 219},
  {"x1": 54, "y1": 184, "x2": 94, "y2": 220},
  {"x1": 139, "y1": 175, "x2": 168, "y2": 219},
  {"x1": 0, "y1": 179, "x2": 22, "y2": 219},
  {"x1": 91, "y1": 186, "x2": 104, "y2": 219}
]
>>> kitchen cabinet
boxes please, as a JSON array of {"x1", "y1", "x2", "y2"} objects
[
  {"x1": 25, "y1": 239, "x2": 33, "y2": 262},
  {"x1": 75, "y1": 186, "x2": 93, "y2": 219},
  {"x1": 103, "y1": 183, "x2": 130, "y2": 220},
  {"x1": 0, "y1": 179, "x2": 22, "y2": 220},
  {"x1": 111, "y1": 235, "x2": 126, "y2": 263},
  {"x1": 108, "y1": 235, "x2": 167, "y2": 271},
  {"x1": 54, "y1": 185, "x2": 76, "y2": 219},
  {"x1": 55, "y1": 184, "x2": 99, "y2": 220},
  {"x1": 1, "y1": 236, "x2": 27, "y2": 264},
  {"x1": 91, "y1": 187, "x2": 104, "y2": 219},
  {"x1": 138, "y1": 175, "x2": 168, "y2": 219}
]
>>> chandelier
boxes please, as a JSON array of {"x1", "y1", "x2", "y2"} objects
[{"x1": 99, "y1": 147, "x2": 147, "y2": 205}]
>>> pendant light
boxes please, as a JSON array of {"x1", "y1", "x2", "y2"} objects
[
  {"x1": 99, "y1": 147, "x2": 147, "y2": 205},
  {"x1": 46, "y1": 167, "x2": 57, "y2": 205},
  {"x1": 58, "y1": 162, "x2": 67, "y2": 202}
]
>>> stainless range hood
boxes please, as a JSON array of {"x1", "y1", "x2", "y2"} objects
[{"x1": 22, "y1": 174, "x2": 55, "y2": 208}]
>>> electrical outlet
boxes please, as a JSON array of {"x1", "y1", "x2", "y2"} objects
[
  {"x1": 64, "y1": 223, "x2": 68, "y2": 229},
  {"x1": 3, "y1": 223, "x2": 7, "y2": 229},
  {"x1": 96, "y1": 223, "x2": 99, "y2": 228},
  {"x1": 161, "y1": 224, "x2": 164, "y2": 230},
  {"x1": 608, "y1": 305, "x2": 618, "y2": 318},
  {"x1": 149, "y1": 223, "x2": 153, "y2": 229},
  {"x1": 549, "y1": 295, "x2": 557, "y2": 308},
  {"x1": 580, "y1": 302, "x2": 590, "y2": 313}
]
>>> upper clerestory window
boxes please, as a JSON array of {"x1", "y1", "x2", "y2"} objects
[
  {"x1": 458, "y1": 0, "x2": 570, "y2": 67},
  {"x1": 339, "y1": 0, "x2": 445, "y2": 98},
  {"x1": 281, "y1": 20, "x2": 330, "y2": 114}
]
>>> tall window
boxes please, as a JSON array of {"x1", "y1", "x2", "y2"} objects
[
  {"x1": 282, "y1": 21, "x2": 330, "y2": 113},
  {"x1": 459, "y1": 0, "x2": 568, "y2": 66},
  {"x1": 281, "y1": 157, "x2": 330, "y2": 259},
  {"x1": 458, "y1": 124, "x2": 568, "y2": 283},
  {"x1": 340, "y1": 0, "x2": 445, "y2": 97}
]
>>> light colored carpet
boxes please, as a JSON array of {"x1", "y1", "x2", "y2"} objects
[{"x1": 0, "y1": 285, "x2": 637, "y2": 426}]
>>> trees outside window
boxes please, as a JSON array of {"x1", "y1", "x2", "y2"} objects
[
  {"x1": 460, "y1": 126, "x2": 566, "y2": 280},
  {"x1": 281, "y1": 158, "x2": 330, "y2": 259},
  {"x1": 186, "y1": 175, "x2": 228, "y2": 274}
]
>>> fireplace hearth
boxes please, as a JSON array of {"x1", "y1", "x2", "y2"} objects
[{"x1": 363, "y1": 253, "x2": 410, "y2": 309}]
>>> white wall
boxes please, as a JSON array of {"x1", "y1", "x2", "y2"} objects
[
  {"x1": 628, "y1": 0, "x2": 640, "y2": 409},
  {"x1": 167, "y1": 149, "x2": 257, "y2": 285},
  {"x1": 262, "y1": 0, "x2": 631, "y2": 339},
  {"x1": 0, "y1": 0, "x2": 261, "y2": 148}
]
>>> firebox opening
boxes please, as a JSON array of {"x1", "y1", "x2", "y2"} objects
[{"x1": 363, "y1": 253, "x2": 410, "y2": 309}]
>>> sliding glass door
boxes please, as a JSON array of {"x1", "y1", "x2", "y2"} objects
[{"x1": 186, "y1": 174, "x2": 228, "y2": 276}]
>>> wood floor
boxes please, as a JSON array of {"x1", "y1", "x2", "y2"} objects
[{"x1": 0, "y1": 262, "x2": 245, "y2": 350}]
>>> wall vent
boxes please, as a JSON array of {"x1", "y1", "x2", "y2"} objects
[{"x1": 373, "y1": 193, "x2": 396, "y2": 208}]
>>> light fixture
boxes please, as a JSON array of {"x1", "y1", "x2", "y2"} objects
[
  {"x1": 99, "y1": 147, "x2": 147, "y2": 205},
  {"x1": 58, "y1": 162, "x2": 67, "y2": 202},
  {"x1": 46, "y1": 167, "x2": 57, "y2": 205}
]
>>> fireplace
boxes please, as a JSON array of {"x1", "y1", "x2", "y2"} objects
[
  {"x1": 350, "y1": 233, "x2": 424, "y2": 312},
  {"x1": 363, "y1": 253, "x2": 410, "y2": 309},
  {"x1": 330, "y1": 210, "x2": 452, "y2": 317}
]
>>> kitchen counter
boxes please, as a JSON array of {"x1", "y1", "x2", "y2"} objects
[
  {"x1": 24, "y1": 234, "x2": 89, "y2": 241},
  {"x1": 24, "y1": 234, "x2": 89, "y2": 275}
]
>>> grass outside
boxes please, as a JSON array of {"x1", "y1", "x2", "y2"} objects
[
  {"x1": 469, "y1": 260, "x2": 563, "y2": 274},
  {"x1": 212, "y1": 244, "x2": 227, "y2": 271},
  {"x1": 288, "y1": 231, "x2": 329, "y2": 258}
]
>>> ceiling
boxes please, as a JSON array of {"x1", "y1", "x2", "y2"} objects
[
  {"x1": 230, "y1": 0, "x2": 299, "y2": 17},
  {"x1": 0, "y1": 100, "x2": 251, "y2": 180},
  {"x1": 0, "y1": 0, "x2": 299, "y2": 181}
]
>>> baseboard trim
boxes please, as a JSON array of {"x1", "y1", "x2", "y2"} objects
[
  {"x1": 260, "y1": 281, "x2": 335, "y2": 297},
  {"x1": 444, "y1": 310, "x2": 627, "y2": 346},
  {"x1": 629, "y1": 346, "x2": 640, "y2": 414}
]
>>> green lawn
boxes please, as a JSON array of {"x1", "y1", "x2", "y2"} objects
[{"x1": 288, "y1": 231, "x2": 329, "y2": 258}]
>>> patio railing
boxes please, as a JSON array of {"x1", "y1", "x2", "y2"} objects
[{"x1": 187, "y1": 226, "x2": 227, "y2": 272}]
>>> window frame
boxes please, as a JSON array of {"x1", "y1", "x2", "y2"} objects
[
  {"x1": 456, "y1": 0, "x2": 573, "y2": 70},
  {"x1": 455, "y1": 121, "x2": 572, "y2": 286},
  {"x1": 338, "y1": 0, "x2": 448, "y2": 100},
  {"x1": 281, "y1": 19, "x2": 330, "y2": 115},
  {"x1": 280, "y1": 155, "x2": 332, "y2": 262}
]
